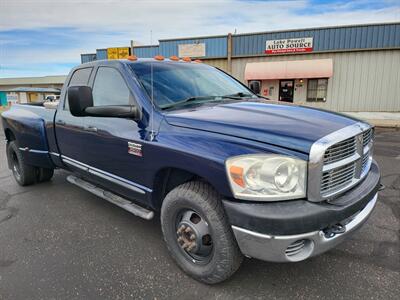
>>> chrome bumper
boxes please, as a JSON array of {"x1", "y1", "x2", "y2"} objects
[{"x1": 232, "y1": 193, "x2": 378, "y2": 262}]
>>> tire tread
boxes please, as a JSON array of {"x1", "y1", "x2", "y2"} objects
[{"x1": 161, "y1": 180, "x2": 243, "y2": 284}]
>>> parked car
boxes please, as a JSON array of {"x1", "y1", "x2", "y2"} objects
[{"x1": 1, "y1": 58, "x2": 381, "y2": 284}]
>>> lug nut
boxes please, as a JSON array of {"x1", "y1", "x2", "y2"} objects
[
  {"x1": 177, "y1": 225, "x2": 186, "y2": 234},
  {"x1": 187, "y1": 243, "x2": 196, "y2": 252},
  {"x1": 190, "y1": 234, "x2": 196, "y2": 240},
  {"x1": 185, "y1": 227, "x2": 192, "y2": 233}
]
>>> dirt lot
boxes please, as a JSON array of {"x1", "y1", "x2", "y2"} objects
[{"x1": 0, "y1": 125, "x2": 399, "y2": 299}]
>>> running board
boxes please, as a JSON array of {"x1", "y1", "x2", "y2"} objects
[{"x1": 67, "y1": 175, "x2": 154, "y2": 220}]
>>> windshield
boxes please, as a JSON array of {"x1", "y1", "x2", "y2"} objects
[{"x1": 130, "y1": 61, "x2": 255, "y2": 109}]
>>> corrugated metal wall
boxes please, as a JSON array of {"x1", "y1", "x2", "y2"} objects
[
  {"x1": 77, "y1": 23, "x2": 400, "y2": 112},
  {"x1": 134, "y1": 46, "x2": 160, "y2": 58},
  {"x1": 233, "y1": 23, "x2": 400, "y2": 57},
  {"x1": 159, "y1": 36, "x2": 227, "y2": 58},
  {"x1": 83, "y1": 23, "x2": 400, "y2": 61},
  {"x1": 81, "y1": 53, "x2": 97, "y2": 63},
  {"x1": 96, "y1": 49, "x2": 108, "y2": 60},
  {"x1": 232, "y1": 50, "x2": 400, "y2": 112}
]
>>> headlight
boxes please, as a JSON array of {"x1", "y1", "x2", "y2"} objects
[{"x1": 225, "y1": 154, "x2": 307, "y2": 201}]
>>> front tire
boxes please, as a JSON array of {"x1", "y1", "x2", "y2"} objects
[
  {"x1": 7, "y1": 141, "x2": 36, "y2": 186},
  {"x1": 161, "y1": 181, "x2": 243, "y2": 284}
]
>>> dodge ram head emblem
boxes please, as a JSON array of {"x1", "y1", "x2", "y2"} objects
[{"x1": 128, "y1": 142, "x2": 142, "y2": 157}]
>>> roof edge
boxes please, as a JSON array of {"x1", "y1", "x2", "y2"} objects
[{"x1": 232, "y1": 21, "x2": 400, "y2": 37}]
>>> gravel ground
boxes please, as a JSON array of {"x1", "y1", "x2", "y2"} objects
[{"x1": 0, "y1": 125, "x2": 399, "y2": 300}]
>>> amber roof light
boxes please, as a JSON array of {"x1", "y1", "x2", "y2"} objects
[
  {"x1": 127, "y1": 55, "x2": 137, "y2": 61},
  {"x1": 154, "y1": 55, "x2": 165, "y2": 61}
]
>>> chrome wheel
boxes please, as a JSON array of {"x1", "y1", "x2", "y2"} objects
[{"x1": 175, "y1": 210, "x2": 213, "y2": 264}]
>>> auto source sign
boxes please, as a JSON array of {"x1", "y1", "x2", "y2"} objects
[{"x1": 265, "y1": 37, "x2": 313, "y2": 54}]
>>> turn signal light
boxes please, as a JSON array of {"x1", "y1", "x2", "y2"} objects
[
  {"x1": 127, "y1": 55, "x2": 137, "y2": 61},
  {"x1": 182, "y1": 57, "x2": 191, "y2": 62},
  {"x1": 229, "y1": 166, "x2": 245, "y2": 187},
  {"x1": 169, "y1": 55, "x2": 179, "y2": 61},
  {"x1": 154, "y1": 55, "x2": 165, "y2": 61}
]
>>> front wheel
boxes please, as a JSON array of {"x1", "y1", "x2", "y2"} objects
[{"x1": 161, "y1": 181, "x2": 243, "y2": 284}]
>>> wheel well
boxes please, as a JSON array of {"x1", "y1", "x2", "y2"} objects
[
  {"x1": 151, "y1": 168, "x2": 212, "y2": 210},
  {"x1": 5, "y1": 129, "x2": 16, "y2": 142}
]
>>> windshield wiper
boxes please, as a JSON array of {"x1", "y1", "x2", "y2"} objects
[
  {"x1": 220, "y1": 92, "x2": 255, "y2": 99},
  {"x1": 160, "y1": 92, "x2": 255, "y2": 110},
  {"x1": 160, "y1": 96, "x2": 217, "y2": 110}
]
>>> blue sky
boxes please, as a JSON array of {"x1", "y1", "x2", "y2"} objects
[{"x1": 1, "y1": 0, "x2": 399, "y2": 78}]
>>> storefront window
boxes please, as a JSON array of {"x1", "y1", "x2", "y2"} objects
[
  {"x1": 248, "y1": 80, "x2": 261, "y2": 95},
  {"x1": 307, "y1": 78, "x2": 328, "y2": 102}
]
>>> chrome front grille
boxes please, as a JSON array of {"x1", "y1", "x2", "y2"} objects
[
  {"x1": 308, "y1": 122, "x2": 374, "y2": 202},
  {"x1": 321, "y1": 162, "x2": 356, "y2": 195},
  {"x1": 324, "y1": 136, "x2": 356, "y2": 164},
  {"x1": 363, "y1": 128, "x2": 373, "y2": 147},
  {"x1": 362, "y1": 152, "x2": 370, "y2": 173}
]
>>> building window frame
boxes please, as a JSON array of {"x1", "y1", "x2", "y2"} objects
[{"x1": 307, "y1": 78, "x2": 328, "y2": 102}]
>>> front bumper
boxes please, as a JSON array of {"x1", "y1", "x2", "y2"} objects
[
  {"x1": 232, "y1": 193, "x2": 377, "y2": 262},
  {"x1": 224, "y1": 160, "x2": 380, "y2": 262}
]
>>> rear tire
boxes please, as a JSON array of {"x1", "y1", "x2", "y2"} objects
[
  {"x1": 37, "y1": 168, "x2": 54, "y2": 182},
  {"x1": 161, "y1": 181, "x2": 243, "y2": 284},
  {"x1": 7, "y1": 141, "x2": 36, "y2": 186}
]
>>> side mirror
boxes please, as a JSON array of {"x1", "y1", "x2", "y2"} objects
[
  {"x1": 68, "y1": 86, "x2": 93, "y2": 117},
  {"x1": 84, "y1": 105, "x2": 141, "y2": 120},
  {"x1": 67, "y1": 86, "x2": 141, "y2": 120}
]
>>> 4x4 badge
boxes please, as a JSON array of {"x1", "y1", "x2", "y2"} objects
[{"x1": 128, "y1": 142, "x2": 142, "y2": 157}]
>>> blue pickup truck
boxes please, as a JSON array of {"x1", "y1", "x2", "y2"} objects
[{"x1": 1, "y1": 58, "x2": 381, "y2": 284}]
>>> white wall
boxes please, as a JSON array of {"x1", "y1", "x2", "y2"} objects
[{"x1": 232, "y1": 50, "x2": 400, "y2": 112}]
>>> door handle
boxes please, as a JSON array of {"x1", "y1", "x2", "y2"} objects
[
  {"x1": 84, "y1": 125, "x2": 98, "y2": 133},
  {"x1": 56, "y1": 119, "x2": 66, "y2": 126}
]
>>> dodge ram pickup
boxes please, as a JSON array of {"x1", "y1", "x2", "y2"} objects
[{"x1": 1, "y1": 57, "x2": 381, "y2": 284}]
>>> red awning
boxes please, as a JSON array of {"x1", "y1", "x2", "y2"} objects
[{"x1": 245, "y1": 59, "x2": 333, "y2": 80}]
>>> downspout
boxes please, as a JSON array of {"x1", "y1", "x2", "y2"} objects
[{"x1": 227, "y1": 33, "x2": 232, "y2": 74}]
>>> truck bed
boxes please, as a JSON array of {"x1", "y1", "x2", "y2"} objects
[{"x1": 1, "y1": 104, "x2": 59, "y2": 169}]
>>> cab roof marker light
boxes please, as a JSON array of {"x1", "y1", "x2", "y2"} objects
[
  {"x1": 154, "y1": 55, "x2": 165, "y2": 61},
  {"x1": 182, "y1": 57, "x2": 191, "y2": 62},
  {"x1": 169, "y1": 55, "x2": 179, "y2": 61},
  {"x1": 127, "y1": 55, "x2": 137, "y2": 61},
  {"x1": 194, "y1": 59, "x2": 202, "y2": 63}
]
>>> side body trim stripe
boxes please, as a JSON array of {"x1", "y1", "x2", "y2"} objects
[{"x1": 61, "y1": 155, "x2": 151, "y2": 194}]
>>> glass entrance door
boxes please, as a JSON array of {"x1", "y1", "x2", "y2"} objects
[{"x1": 279, "y1": 80, "x2": 294, "y2": 102}]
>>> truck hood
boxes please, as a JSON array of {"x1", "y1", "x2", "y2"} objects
[{"x1": 164, "y1": 101, "x2": 358, "y2": 154}]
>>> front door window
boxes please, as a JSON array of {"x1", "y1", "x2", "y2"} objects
[{"x1": 279, "y1": 80, "x2": 294, "y2": 102}]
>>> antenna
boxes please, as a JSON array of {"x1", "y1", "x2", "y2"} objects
[{"x1": 150, "y1": 30, "x2": 155, "y2": 141}]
